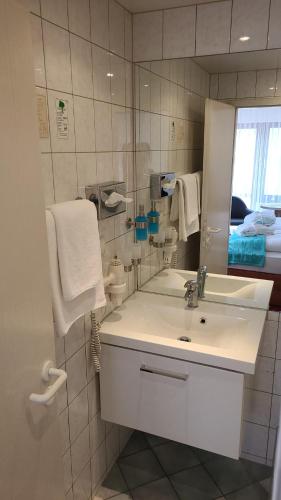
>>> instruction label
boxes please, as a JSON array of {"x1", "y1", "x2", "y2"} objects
[
  {"x1": 56, "y1": 99, "x2": 69, "y2": 139},
  {"x1": 36, "y1": 94, "x2": 49, "y2": 139}
]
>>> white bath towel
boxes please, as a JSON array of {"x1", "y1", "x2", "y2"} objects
[
  {"x1": 49, "y1": 200, "x2": 102, "y2": 301},
  {"x1": 244, "y1": 210, "x2": 276, "y2": 226},
  {"x1": 170, "y1": 174, "x2": 200, "y2": 241},
  {"x1": 193, "y1": 171, "x2": 202, "y2": 215},
  {"x1": 46, "y1": 210, "x2": 106, "y2": 337},
  {"x1": 236, "y1": 223, "x2": 276, "y2": 237}
]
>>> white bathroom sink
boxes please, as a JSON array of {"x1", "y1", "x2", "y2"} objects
[
  {"x1": 101, "y1": 291, "x2": 266, "y2": 374},
  {"x1": 141, "y1": 268, "x2": 273, "y2": 309}
]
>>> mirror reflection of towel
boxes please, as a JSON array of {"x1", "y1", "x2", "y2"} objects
[{"x1": 170, "y1": 173, "x2": 201, "y2": 241}]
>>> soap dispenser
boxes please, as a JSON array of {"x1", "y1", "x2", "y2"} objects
[
  {"x1": 147, "y1": 201, "x2": 160, "y2": 234},
  {"x1": 135, "y1": 204, "x2": 148, "y2": 241}
]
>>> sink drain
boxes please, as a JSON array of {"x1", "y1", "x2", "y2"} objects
[{"x1": 178, "y1": 336, "x2": 192, "y2": 342}]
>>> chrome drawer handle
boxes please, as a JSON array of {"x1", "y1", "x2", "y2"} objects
[{"x1": 140, "y1": 364, "x2": 188, "y2": 381}]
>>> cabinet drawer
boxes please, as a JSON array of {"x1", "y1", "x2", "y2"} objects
[{"x1": 100, "y1": 345, "x2": 244, "y2": 459}]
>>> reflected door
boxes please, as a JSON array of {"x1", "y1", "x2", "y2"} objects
[
  {"x1": 200, "y1": 99, "x2": 236, "y2": 274},
  {"x1": 0, "y1": 1, "x2": 64, "y2": 498}
]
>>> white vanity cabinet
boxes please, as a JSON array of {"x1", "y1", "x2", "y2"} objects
[{"x1": 100, "y1": 344, "x2": 244, "y2": 459}]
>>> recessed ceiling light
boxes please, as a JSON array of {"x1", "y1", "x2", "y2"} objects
[
  {"x1": 144, "y1": 84, "x2": 149, "y2": 88},
  {"x1": 269, "y1": 87, "x2": 275, "y2": 90},
  {"x1": 106, "y1": 72, "x2": 114, "y2": 78},
  {"x1": 239, "y1": 36, "x2": 250, "y2": 42}
]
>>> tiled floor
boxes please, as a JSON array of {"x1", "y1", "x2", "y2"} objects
[{"x1": 93, "y1": 431, "x2": 273, "y2": 500}]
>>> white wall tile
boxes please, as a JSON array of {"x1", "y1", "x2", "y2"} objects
[
  {"x1": 65, "y1": 317, "x2": 85, "y2": 359},
  {"x1": 218, "y1": 73, "x2": 237, "y2": 99},
  {"x1": 237, "y1": 71, "x2": 257, "y2": 98},
  {"x1": 163, "y1": 6, "x2": 196, "y2": 59},
  {"x1": 59, "y1": 407, "x2": 70, "y2": 454},
  {"x1": 91, "y1": 441, "x2": 106, "y2": 491},
  {"x1": 87, "y1": 375, "x2": 100, "y2": 420},
  {"x1": 96, "y1": 152, "x2": 114, "y2": 184},
  {"x1": 36, "y1": 87, "x2": 51, "y2": 153},
  {"x1": 41, "y1": 0, "x2": 68, "y2": 29},
  {"x1": 41, "y1": 153, "x2": 55, "y2": 206},
  {"x1": 259, "y1": 320, "x2": 278, "y2": 358},
  {"x1": 275, "y1": 70, "x2": 281, "y2": 97},
  {"x1": 18, "y1": 0, "x2": 40, "y2": 15},
  {"x1": 43, "y1": 22, "x2": 72, "y2": 93},
  {"x1": 63, "y1": 449, "x2": 73, "y2": 493},
  {"x1": 276, "y1": 322, "x2": 281, "y2": 358},
  {"x1": 70, "y1": 35, "x2": 93, "y2": 99},
  {"x1": 256, "y1": 70, "x2": 277, "y2": 97},
  {"x1": 73, "y1": 96, "x2": 95, "y2": 152},
  {"x1": 139, "y1": 68, "x2": 151, "y2": 112},
  {"x1": 71, "y1": 425, "x2": 91, "y2": 481},
  {"x1": 90, "y1": 413, "x2": 106, "y2": 454},
  {"x1": 68, "y1": 0, "x2": 91, "y2": 40},
  {"x1": 196, "y1": 1, "x2": 232, "y2": 56},
  {"x1": 53, "y1": 153, "x2": 78, "y2": 202},
  {"x1": 92, "y1": 45, "x2": 112, "y2": 103},
  {"x1": 90, "y1": 0, "x2": 109, "y2": 50},
  {"x1": 124, "y1": 11, "x2": 133, "y2": 61},
  {"x1": 242, "y1": 421, "x2": 268, "y2": 458},
  {"x1": 243, "y1": 389, "x2": 271, "y2": 426},
  {"x1": 267, "y1": 428, "x2": 277, "y2": 462},
  {"x1": 66, "y1": 346, "x2": 87, "y2": 403},
  {"x1": 109, "y1": 0, "x2": 125, "y2": 58},
  {"x1": 30, "y1": 15, "x2": 46, "y2": 87},
  {"x1": 245, "y1": 356, "x2": 274, "y2": 393},
  {"x1": 209, "y1": 74, "x2": 218, "y2": 99},
  {"x1": 270, "y1": 395, "x2": 280, "y2": 428},
  {"x1": 95, "y1": 102, "x2": 113, "y2": 152},
  {"x1": 231, "y1": 0, "x2": 270, "y2": 53},
  {"x1": 274, "y1": 359, "x2": 281, "y2": 395},
  {"x1": 48, "y1": 90, "x2": 75, "y2": 152},
  {"x1": 112, "y1": 105, "x2": 127, "y2": 151},
  {"x1": 110, "y1": 55, "x2": 126, "y2": 106},
  {"x1": 133, "y1": 11, "x2": 163, "y2": 62},
  {"x1": 73, "y1": 462, "x2": 91, "y2": 500},
  {"x1": 69, "y1": 386, "x2": 89, "y2": 443},
  {"x1": 125, "y1": 62, "x2": 133, "y2": 108},
  {"x1": 77, "y1": 153, "x2": 97, "y2": 188},
  {"x1": 268, "y1": 0, "x2": 281, "y2": 49}
]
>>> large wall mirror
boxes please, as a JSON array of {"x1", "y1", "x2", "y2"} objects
[{"x1": 135, "y1": 49, "x2": 281, "y2": 310}]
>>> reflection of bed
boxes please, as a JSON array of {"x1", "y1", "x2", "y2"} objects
[{"x1": 228, "y1": 223, "x2": 281, "y2": 309}]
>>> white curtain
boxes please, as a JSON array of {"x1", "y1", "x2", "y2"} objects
[{"x1": 232, "y1": 107, "x2": 281, "y2": 211}]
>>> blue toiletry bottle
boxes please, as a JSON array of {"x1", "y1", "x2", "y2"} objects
[
  {"x1": 147, "y1": 202, "x2": 160, "y2": 234},
  {"x1": 135, "y1": 204, "x2": 148, "y2": 241}
]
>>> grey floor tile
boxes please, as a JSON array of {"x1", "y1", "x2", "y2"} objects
[
  {"x1": 170, "y1": 464, "x2": 221, "y2": 500},
  {"x1": 96, "y1": 464, "x2": 128, "y2": 499},
  {"x1": 118, "y1": 449, "x2": 164, "y2": 489},
  {"x1": 153, "y1": 441, "x2": 200, "y2": 475},
  {"x1": 131, "y1": 477, "x2": 178, "y2": 500},
  {"x1": 193, "y1": 447, "x2": 222, "y2": 464},
  {"x1": 110, "y1": 495, "x2": 132, "y2": 500},
  {"x1": 225, "y1": 482, "x2": 269, "y2": 500},
  {"x1": 241, "y1": 459, "x2": 272, "y2": 482},
  {"x1": 145, "y1": 433, "x2": 169, "y2": 447},
  {"x1": 120, "y1": 432, "x2": 149, "y2": 458},
  {"x1": 260, "y1": 477, "x2": 272, "y2": 494},
  {"x1": 204, "y1": 457, "x2": 253, "y2": 495}
]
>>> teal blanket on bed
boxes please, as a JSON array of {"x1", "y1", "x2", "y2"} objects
[{"x1": 228, "y1": 233, "x2": 266, "y2": 267}]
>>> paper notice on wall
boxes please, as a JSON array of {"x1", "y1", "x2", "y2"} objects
[
  {"x1": 169, "y1": 120, "x2": 176, "y2": 143},
  {"x1": 56, "y1": 99, "x2": 69, "y2": 139},
  {"x1": 36, "y1": 94, "x2": 49, "y2": 139}
]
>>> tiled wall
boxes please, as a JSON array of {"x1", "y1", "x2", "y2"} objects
[
  {"x1": 242, "y1": 311, "x2": 281, "y2": 466},
  {"x1": 210, "y1": 69, "x2": 281, "y2": 100},
  {"x1": 133, "y1": 0, "x2": 281, "y2": 62},
  {"x1": 23, "y1": 0, "x2": 135, "y2": 498},
  {"x1": 134, "y1": 57, "x2": 209, "y2": 277}
]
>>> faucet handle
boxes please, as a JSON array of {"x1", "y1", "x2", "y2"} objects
[{"x1": 184, "y1": 279, "x2": 198, "y2": 292}]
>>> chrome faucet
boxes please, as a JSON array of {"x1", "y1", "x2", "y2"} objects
[
  {"x1": 184, "y1": 280, "x2": 199, "y2": 308},
  {"x1": 197, "y1": 265, "x2": 208, "y2": 298}
]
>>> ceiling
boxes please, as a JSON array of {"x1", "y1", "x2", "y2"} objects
[
  {"x1": 193, "y1": 49, "x2": 281, "y2": 73},
  {"x1": 119, "y1": 0, "x2": 218, "y2": 13}
]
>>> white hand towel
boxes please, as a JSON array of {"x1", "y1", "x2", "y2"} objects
[
  {"x1": 170, "y1": 175, "x2": 200, "y2": 242},
  {"x1": 46, "y1": 211, "x2": 106, "y2": 337},
  {"x1": 49, "y1": 200, "x2": 103, "y2": 301},
  {"x1": 193, "y1": 171, "x2": 202, "y2": 215}
]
